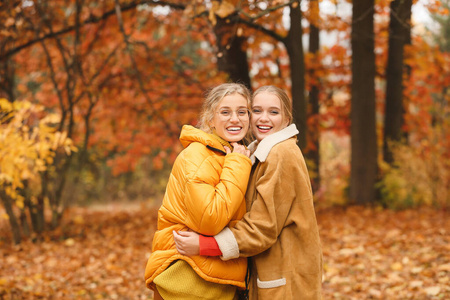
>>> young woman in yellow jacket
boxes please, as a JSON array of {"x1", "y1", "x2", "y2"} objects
[
  {"x1": 174, "y1": 86, "x2": 323, "y2": 300},
  {"x1": 145, "y1": 83, "x2": 253, "y2": 300}
]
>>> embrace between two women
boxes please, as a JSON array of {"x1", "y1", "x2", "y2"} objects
[{"x1": 144, "y1": 83, "x2": 323, "y2": 300}]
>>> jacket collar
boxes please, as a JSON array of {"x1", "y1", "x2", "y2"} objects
[
  {"x1": 210, "y1": 130, "x2": 233, "y2": 151},
  {"x1": 179, "y1": 125, "x2": 230, "y2": 155},
  {"x1": 248, "y1": 124, "x2": 299, "y2": 164}
]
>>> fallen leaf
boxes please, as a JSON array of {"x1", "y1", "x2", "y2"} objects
[
  {"x1": 438, "y1": 263, "x2": 450, "y2": 272},
  {"x1": 409, "y1": 281, "x2": 423, "y2": 288},
  {"x1": 64, "y1": 238, "x2": 75, "y2": 246},
  {"x1": 391, "y1": 262, "x2": 403, "y2": 271},
  {"x1": 424, "y1": 286, "x2": 440, "y2": 296}
]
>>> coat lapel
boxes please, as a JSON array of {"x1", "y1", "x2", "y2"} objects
[{"x1": 249, "y1": 124, "x2": 299, "y2": 165}]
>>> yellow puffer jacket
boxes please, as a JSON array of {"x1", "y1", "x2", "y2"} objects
[{"x1": 145, "y1": 125, "x2": 252, "y2": 290}]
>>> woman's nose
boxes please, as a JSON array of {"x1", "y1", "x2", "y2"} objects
[
  {"x1": 259, "y1": 112, "x2": 269, "y2": 121},
  {"x1": 229, "y1": 112, "x2": 240, "y2": 122}
]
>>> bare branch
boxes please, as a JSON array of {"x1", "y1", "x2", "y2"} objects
[
  {"x1": 114, "y1": 0, "x2": 173, "y2": 129},
  {"x1": 239, "y1": 0, "x2": 297, "y2": 21},
  {"x1": 0, "y1": 0, "x2": 186, "y2": 60}
]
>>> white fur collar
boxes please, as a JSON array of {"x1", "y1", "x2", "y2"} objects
[{"x1": 249, "y1": 124, "x2": 299, "y2": 164}]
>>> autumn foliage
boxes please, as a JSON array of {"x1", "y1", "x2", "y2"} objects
[
  {"x1": 0, "y1": 99, "x2": 76, "y2": 244},
  {"x1": 0, "y1": 1, "x2": 449, "y2": 298},
  {"x1": 0, "y1": 99, "x2": 75, "y2": 202},
  {"x1": 0, "y1": 0, "x2": 447, "y2": 205}
]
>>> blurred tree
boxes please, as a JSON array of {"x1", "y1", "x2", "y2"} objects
[
  {"x1": 214, "y1": 16, "x2": 251, "y2": 88},
  {"x1": 183, "y1": 0, "x2": 310, "y2": 148},
  {"x1": 306, "y1": 0, "x2": 321, "y2": 191},
  {"x1": 0, "y1": 0, "x2": 220, "y2": 237},
  {"x1": 428, "y1": 0, "x2": 450, "y2": 130},
  {"x1": 351, "y1": 0, "x2": 378, "y2": 204},
  {"x1": 0, "y1": 99, "x2": 76, "y2": 244},
  {"x1": 431, "y1": 0, "x2": 450, "y2": 52},
  {"x1": 286, "y1": 1, "x2": 307, "y2": 150},
  {"x1": 1, "y1": 0, "x2": 447, "y2": 217},
  {"x1": 383, "y1": 0, "x2": 412, "y2": 164},
  {"x1": 230, "y1": 0, "x2": 309, "y2": 148},
  {"x1": 0, "y1": 0, "x2": 22, "y2": 101}
]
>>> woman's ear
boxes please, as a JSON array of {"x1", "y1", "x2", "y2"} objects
[{"x1": 208, "y1": 117, "x2": 214, "y2": 129}]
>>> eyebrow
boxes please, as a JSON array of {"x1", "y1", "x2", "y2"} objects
[
  {"x1": 218, "y1": 106, "x2": 248, "y2": 110},
  {"x1": 252, "y1": 106, "x2": 281, "y2": 110}
]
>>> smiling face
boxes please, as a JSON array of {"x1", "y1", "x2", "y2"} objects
[
  {"x1": 210, "y1": 93, "x2": 250, "y2": 142},
  {"x1": 251, "y1": 91, "x2": 289, "y2": 142}
]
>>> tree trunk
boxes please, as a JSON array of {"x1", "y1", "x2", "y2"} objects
[
  {"x1": 0, "y1": 59, "x2": 15, "y2": 101},
  {"x1": 350, "y1": 0, "x2": 378, "y2": 205},
  {"x1": 29, "y1": 196, "x2": 45, "y2": 235},
  {"x1": 20, "y1": 209, "x2": 30, "y2": 238},
  {"x1": 53, "y1": 153, "x2": 73, "y2": 226},
  {"x1": 306, "y1": 0, "x2": 321, "y2": 191},
  {"x1": 285, "y1": 1, "x2": 307, "y2": 150},
  {"x1": 0, "y1": 191, "x2": 21, "y2": 244},
  {"x1": 19, "y1": 183, "x2": 31, "y2": 238},
  {"x1": 214, "y1": 18, "x2": 251, "y2": 89},
  {"x1": 0, "y1": 2, "x2": 17, "y2": 102},
  {"x1": 383, "y1": 0, "x2": 412, "y2": 163}
]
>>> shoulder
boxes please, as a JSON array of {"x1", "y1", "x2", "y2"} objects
[
  {"x1": 180, "y1": 142, "x2": 215, "y2": 165},
  {"x1": 268, "y1": 137, "x2": 302, "y2": 160},
  {"x1": 262, "y1": 138, "x2": 308, "y2": 175},
  {"x1": 177, "y1": 142, "x2": 223, "y2": 178},
  {"x1": 260, "y1": 139, "x2": 312, "y2": 193}
]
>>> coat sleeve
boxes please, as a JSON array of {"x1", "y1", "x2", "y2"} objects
[
  {"x1": 216, "y1": 144, "x2": 313, "y2": 260},
  {"x1": 184, "y1": 151, "x2": 252, "y2": 236}
]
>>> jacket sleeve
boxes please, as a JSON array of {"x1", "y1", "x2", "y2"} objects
[
  {"x1": 184, "y1": 151, "x2": 252, "y2": 236},
  {"x1": 216, "y1": 145, "x2": 312, "y2": 260}
]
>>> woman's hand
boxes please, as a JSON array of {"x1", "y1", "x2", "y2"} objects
[
  {"x1": 173, "y1": 230, "x2": 200, "y2": 256},
  {"x1": 225, "y1": 142, "x2": 250, "y2": 157}
]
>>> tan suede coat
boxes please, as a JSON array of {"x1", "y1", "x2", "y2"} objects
[
  {"x1": 215, "y1": 125, "x2": 323, "y2": 299},
  {"x1": 145, "y1": 125, "x2": 252, "y2": 291}
]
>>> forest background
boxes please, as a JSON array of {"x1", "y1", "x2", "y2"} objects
[{"x1": 0, "y1": 0, "x2": 449, "y2": 299}]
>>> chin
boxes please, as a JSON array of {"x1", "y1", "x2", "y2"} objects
[
  {"x1": 255, "y1": 134, "x2": 266, "y2": 142},
  {"x1": 227, "y1": 136, "x2": 244, "y2": 143}
]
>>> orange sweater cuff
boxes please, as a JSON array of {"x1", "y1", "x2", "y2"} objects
[{"x1": 199, "y1": 235, "x2": 222, "y2": 256}]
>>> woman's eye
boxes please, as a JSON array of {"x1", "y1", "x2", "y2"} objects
[
  {"x1": 270, "y1": 110, "x2": 279, "y2": 115},
  {"x1": 220, "y1": 110, "x2": 231, "y2": 116},
  {"x1": 238, "y1": 109, "x2": 248, "y2": 116},
  {"x1": 252, "y1": 109, "x2": 261, "y2": 114}
]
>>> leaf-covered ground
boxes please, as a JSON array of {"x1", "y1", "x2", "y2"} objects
[{"x1": 0, "y1": 204, "x2": 448, "y2": 299}]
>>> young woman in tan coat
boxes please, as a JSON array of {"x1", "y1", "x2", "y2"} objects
[{"x1": 174, "y1": 85, "x2": 323, "y2": 300}]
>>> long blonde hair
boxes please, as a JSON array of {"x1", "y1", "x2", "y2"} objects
[{"x1": 198, "y1": 83, "x2": 252, "y2": 133}]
